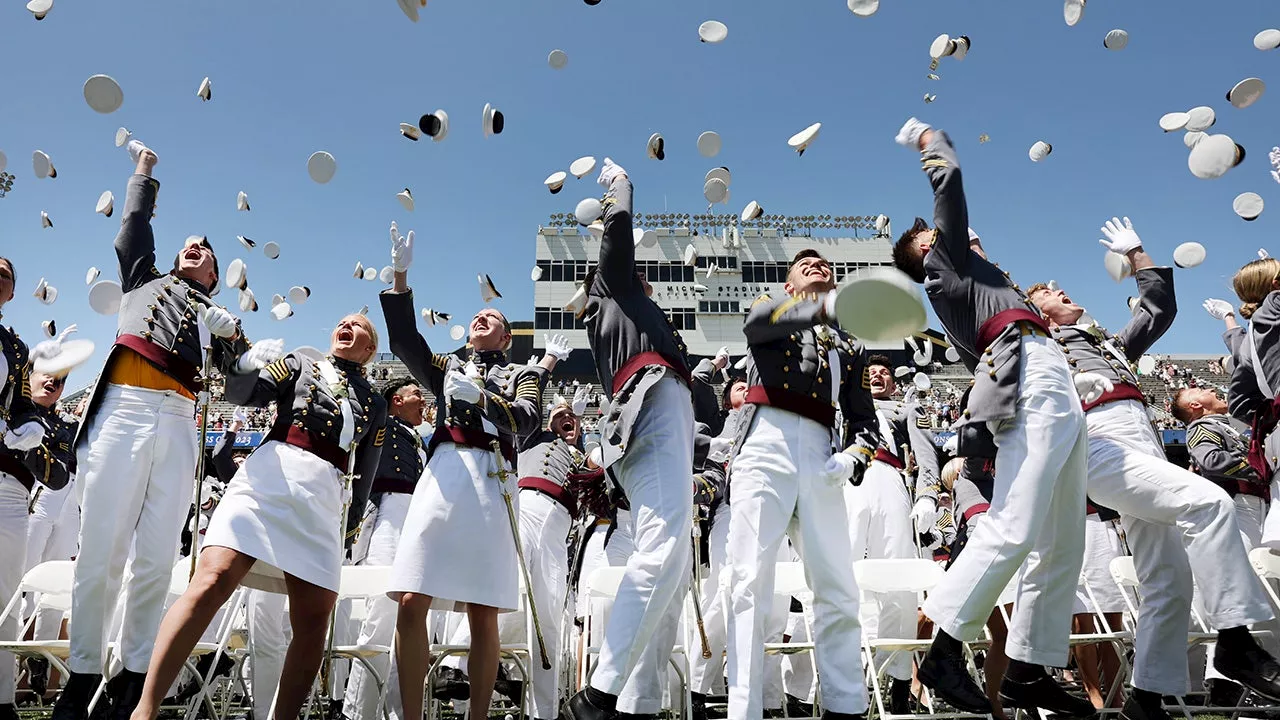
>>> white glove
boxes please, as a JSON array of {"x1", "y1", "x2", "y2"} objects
[
  {"x1": 921, "y1": 530, "x2": 944, "y2": 551},
  {"x1": 201, "y1": 306, "x2": 239, "y2": 339},
  {"x1": 943, "y1": 435, "x2": 958, "y2": 456},
  {"x1": 571, "y1": 386, "x2": 591, "y2": 416},
  {"x1": 1073, "y1": 371, "x2": 1114, "y2": 406},
  {"x1": 32, "y1": 322, "x2": 81, "y2": 362},
  {"x1": 822, "y1": 452, "x2": 858, "y2": 486},
  {"x1": 1097, "y1": 216, "x2": 1142, "y2": 255},
  {"x1": 544, "y1": 333, "x2": 572, "y2": 361},
  {"x1": 713, "y1": 346, "x2": 730, "y2": 370},
  {"x1": 597, "y1": 157, "x2": 627, "y2": 188},
  {"x1": 1203, "y1": 299, "x2": 1235, "y2": 321},
  {"x1": 708, "y1": 437, "x2": 734, "y2": 463},
  {"x1": 235, "y1": 338, "x2": 285, "y2": 373},
  {"x1": 391, "y1": 224, "x2": 414, "y2": 272},
  {"x1": 894, "y1": 117, "x2": 932, "y2": 148},
  {"x1": 444, "y1": 370, "x2": 483, "y2": 406},
  {"x1": 3, "y1": 421, "x2": 45, "y2": 452},
  {"x1": 598, "y1": 396, "x2": 611, "y2": 417},
  {"x1": 910, "y1": 498, "x2": 940, "y2": 532},
  {"x1": 232, "y1": 407, "x2": 249, "y2": 426},
  {"x1": 526, "y1": 354, "x2": 541, "y2": 367}
]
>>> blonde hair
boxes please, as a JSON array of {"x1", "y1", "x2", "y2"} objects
[
  {"x1": 1233, "y1": 258, "x2": 1280, "y2": 319},
  {"x1": 941, "y1": 457, "x2": 963, "y2": 492}
]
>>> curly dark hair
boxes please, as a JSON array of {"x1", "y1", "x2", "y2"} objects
[{"x1": 892, "y1": 217, "x2": 931, "y2": 283}]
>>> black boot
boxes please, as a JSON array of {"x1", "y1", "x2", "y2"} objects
[
  {"x1": 0, "y1": 703, "x2": 20, "y2": 720},
  {"x1": 27, "y1": 657, "x2": 50, "y2": 697},
  {"x1": 563, "y1": 687, "x2": 618, "y2": 720},
  {"x1": 52, "y1": 672, "x2": 103, "y2": 720},
  {"x1": 917, "y1": 632, "x2": 991, "y2": 714},
  {"x1": 888, "y1": 677, "x2": 912, "y2": 715},
  {"x1": 106, "y1": 669, "x2": 147, "y2": 720},
  {"x1": 1119, "y1": 689, "x2": 1172, "y2": 720},
  {"x1": 493, "y1": 665, "x2": 524, "y2": 703},
  {"x1": 1207, "y1": 678, "x2": 1245, "y2": 708},
  {"x1": 821, "y1": 713, "x2": 866, "y2": 720},
  {"x1": 785, "y1": 693, "x2": 814, "y2": 718},
  {"x1": 1214, "y1": 627, "x2": 1280, "y2": 702},
  {"x1": 690, "y1": 692, "x2": 709, "y2": 720},
  {"x1": 429, "y1": 666, "x2": 470, "y2": 701},
  {"x1": 998, "y1": 660, "x2": 1094, "y2": 717}
]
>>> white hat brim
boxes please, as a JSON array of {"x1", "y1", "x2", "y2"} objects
[
  {"x1": 88, "y1": 280, "x2": 123, "y2": 315},
  {"x1": 831, "y1": 268, "x2": 928, "y2": 342}
]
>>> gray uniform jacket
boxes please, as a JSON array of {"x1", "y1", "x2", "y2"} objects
[
  {"x1": 1187, "y1": 413, "x2": 1266, "y2": 497},
  {"x1": 917, "y1": 131, "x2": 1052, "y2": 425},
  {"x1": 225, "y1": 353, "x2": 387, "y2": 545},
  {"x1": 874, "y1": 397, "x2": 941, "y2": 502},
  {"x1": 732, "y1": 293, "x2": 879, "y2": 465},
  {"x1": 76, "y1": 174, "x2": 248, "y2": 448},
  {"x1": 369, "y1": 415, "x2": 426, "y2": 500},
  {"x1": 23, "y1": 405, "x2": 78, "y2": 492},
  {"x1": 584, "y1": 177, "x2": 694, "y2": 467},
  {"x1": 518, "y1": 431, "x2": 587, "y2": 490},
  {"x1": 1049, "y1": 267, "x2": 1177, "y2": 395},
  {"x1": 381, "y1": 289, "x2": 546, "y2": 464}
]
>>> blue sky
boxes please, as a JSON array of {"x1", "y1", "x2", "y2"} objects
[{"x1": 1, "y1": 0, "x2": 1276, "y2": 388}]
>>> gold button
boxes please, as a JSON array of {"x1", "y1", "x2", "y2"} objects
[
  {"x1": 989, "y1": 370, "x2": 997, "y2": 379},
  {"x1": 783, "y1": 366, "x2": 790, "y2": 372},
  {"x1": 812, "y1": 392, "x2": 819, "y2": 398},
  {"x1": 327, "y1": 420, "x2": 333, "y2": 426},
  {"x1": 783, "y1": 383, "x2": 790, "y2": 389}
]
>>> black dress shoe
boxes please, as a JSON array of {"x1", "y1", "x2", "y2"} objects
[
  {"x1": 1214, "y1": 632, "x2": 1280, "y2": 702},
  {"x1": 785, "y1": 693, "x2": 814, "y2": 718},
  {"x1": 27, "y1": 657, "x2": 50, "y2": 697},
  {"x1": 0, "y1": 703, "x2": 20, "y2": 720},
  {"x1": 493, "y1": 665, "x2": 524, "y2": 703},
  {"x1": 821, "y1": 712, "x2": 866, "y2": 720},
  {"x1": 106, "y1": 670, "x2": 147, "y2": 720},
  {"x1": 1207, "y1": 678, "x2": 1245, "y2": 708},
  {"x1": 999, "y1": 672, "x2": 1094, "y2": 717},
  {"x1": 691, "y1": 692, "x2": 709, "y2": 720},
  {"x1": 52, "y1": 672, "x2": 102, "y2": 720},
  {"x1": 563, "y1": 689, "x2": 617, "y2": 720},
  {"x1": 430, "y1": 666, "x2": 471, "y2": 701},
  {"x1": 918, "y1": 649, "x2": 991, "y2": 714},
  {"x1": 889, "y1": 677, "x2": 912, "y2": 715},
  {"x1": 1119, "y1": 693, "x2": 1172, "y2": 720}
]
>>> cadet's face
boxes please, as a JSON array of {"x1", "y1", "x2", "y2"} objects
[
  {"x1": 1182, "y1": 388, "x2": 1227, "y2": 417},
  {"x1": 868, "y1": 365, "x2": 895, "y2": 399},
  {"x1": 469, "y1": 309, "x2": 511, "y2": 352},
  {"x1": 332, "y1": 315, "x2": 377, "y2": 363},
  {"x1": 550, "y1": 408, "x2": 580, "y2": 443},
  {"x1": 392, "y1": 385, "x2": 426, "y2": 425},
  {"x1": 30, "y1": 371, "x2": 65, "y2": 407},
  {"x1": 728, "y1": 381, "x2": 748, "y2": 410},
  {"x1": 1030, "y1": 287, "x2": 1085, "y2": 326},
  {"x1": 0, "y1": 260, "x2": 13, "y2": 308},
  {"x1": 785, "y1": 256, "x2": 835, "y2": 296},
  {"x1": 176, "y1": 238, "x2": 217, "y2": 288}
]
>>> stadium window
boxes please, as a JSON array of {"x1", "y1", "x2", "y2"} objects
[
  {"x1": 536, "y1": 261, "x2": 551, "y2": 281},
  {"x1": 535, "y1": 308, "x2": 549, "y2": 328}
]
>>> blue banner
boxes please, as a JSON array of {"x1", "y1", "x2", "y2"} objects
[{"x1": 203, "y1": 431, "x2": 265, "y2": 448}]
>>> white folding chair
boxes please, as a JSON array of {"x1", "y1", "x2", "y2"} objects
[
  {"x1": 759, "y1": 562, "x2": 818, "y2": 718},
  {"x1": 579, "y1": 566, "x2": 691, "y2": 719},
  {"x1": 856, "y1": 559, "x2": 989, "y2": 720},
  {"x1": 1250, "y1": 547, "x2": 1280, "y2": 611},
  {"x1": 167, "y1": 560, "x2": 249, "y2": 720},
  {"x1": 425, "y1": 573, "x2": 532, "y2": 720},
  {"x1": 0, "y1": 561, "x2": 76, "y2": 688}
]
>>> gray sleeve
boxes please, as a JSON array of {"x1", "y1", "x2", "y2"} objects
[
  {"x1": 596, "y1": 177, "x2": 643, "y2": 295},
  {"x1": 907, "y1": 404, "x2": 941, "y2": 501},
  {"x1": 919, "y1": 131, "x2": 971, "y2": 274},
  {"x1": 1187, "y1": 423, "x2": 1257, "y2": 483},
  {"x1": 742, "y1": 294, "x2": 826, "y2": 344},
  {"x1": 211, "y1": 430, "x2": 239, "y2": 483},
  {"x1": 225, "y1": 355, "x2": 299, "y2": 408},
  {"x1": 1224, "y1": 326, "x2": 1246, "y2": 358},
  {"x1": 114, "y1": 174, "x2": 163, "y2": 292},
  {"x1": 1228, "y1": 354, "x2": 1266, "y2": 424},
  {"x1": 1116, "y1": 266, "x2": 1177, "y2": 360}
]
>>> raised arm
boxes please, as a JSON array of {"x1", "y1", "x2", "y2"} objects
[
  {"x1": 743, "y1": 293, "x2": 831, "y2": 345},
  {"x1": 380, "y1": 288, "x2": 446, "y2": 397},
  {"x1": 595, "y1": 160, "x2": 643, "y2": 294},
  {"x1": 115, "y1": 149, "x2": 163, "y2": 293},
  {"x1": 900, "y1": 121, "x2": 970, "y2": 272},
  {"x1": 1117, "y1": 266, "x2": 1177, "y2": 359}
]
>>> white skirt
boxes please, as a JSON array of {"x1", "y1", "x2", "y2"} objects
[
  {"x1": 204, "y1": 441, "x2": 345, "y2": 593},
  {"x1": 388, "y1": 443, "x2": 520, "y2": 612}
]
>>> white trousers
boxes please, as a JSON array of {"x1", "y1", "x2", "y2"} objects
[
  {"x1": 846, "y1": 460, "x2": 916, "y2": 681},
  {"x1": 71, "y1": 385, "x2": 197, "y2": 674},
  {"x1": 247, "y1": 589, "x2": 288, "y2": 720},
  {"x1": 589, "y1": 377, "x2": 694, "y2": 698},
  {"x1": 1084, "y1": 399, "x2": 1274, "y2": 695},
  {"x1": 24, "y1": 480, "x2": 79, "y2": 639},
  {"x1": 1202, "y1": 493, "x2": 1280, "y2": 685},
  {"x1": 443, "y1": 491, "x2": 571, "y2": 720},
  {"x1": 345, "y1": 492, "x2": 412, "y2": 720},
  {"x1": 923, "y1": 334, "x2": 1088, "y2": 667},
  {"x1": 601, "y1": 509, "x2": 687, "y2": 715},
  {"x1": 0, "y1": 474, "x2": 30, "y2": 704},
  {"x1": 690, "y1": 503, "x2": 731, "y2": 696},
  {"x1": 726, "y1": 405, "x2": 866, "y2": 718}
]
